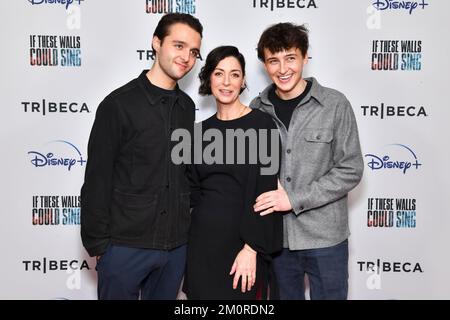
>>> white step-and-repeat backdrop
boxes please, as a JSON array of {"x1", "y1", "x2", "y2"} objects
[{"x1": 1, "y1": 0, "x2": 449, "y2": 299}]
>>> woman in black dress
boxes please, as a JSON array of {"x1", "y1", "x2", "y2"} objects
[{"x1": 185, "y1": 46, "x2": 282, "y2": 299}]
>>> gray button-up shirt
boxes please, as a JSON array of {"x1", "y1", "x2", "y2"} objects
[{"x1": 250, "y1": 77, "x2": 364, "y2": 250}]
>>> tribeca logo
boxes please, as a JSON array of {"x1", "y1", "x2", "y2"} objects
[
  {"x1": 372, "y1": 0, "x2": 429, "y2": 15},
  {"x1": 21, "y1": 100, "x2": 90, "y2": 115},
  {"x1": 22, "y1": 258, "x2": 90, "y2": 273},
  {"x1": 145, "y1": 0, "x2": 196, "y2": 14},
  {"x1": 137, "y1": 49, "x2": 156, "y2": 61},
  {"x1": 367, "y1": 197, "x2": 416, "y2": 228},
  {"x1": 357, "y1": 259, "x2": 423, "y2": 274},
  {"x1": 361, "y1": 103, "x2": 427, "y2": 119},
  {"x1": 28, "y1": 0, "x2": 85, "y2": 10},
  {"x1": 28, "y1": 140, "x2": 87, "y2": 171},
  {"x1": 365, "y1": 144, "x2": 422, "y2": 174},
  {"x1": 137, "y1": 49, "x2": 202, "y2": 62},
  {"x1": 252, "y1": 0, "x2": 318, "y2": 10}
]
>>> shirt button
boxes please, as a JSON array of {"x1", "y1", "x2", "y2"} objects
[
  {"x1": 161, "y1": 98, "x2": 167, "y2": 104},
  {"x1": 299, "y1": 206, "x2": 304, "y2": 211},
  {"x1": 286, "y1": 149, "x2": 291, "y2": 154},
  {"x1": 160, "y1": 210, "x2": 166, "y2": 215},
  {"x1": 286, "y1": 177, "x2": 291, "y2": 182},
  {"x1": 316, "y1": 135, "x2": 321, "y2": 140},
  {"x1": 165, "y1": 184, "x2": 169, "y2": 189}
]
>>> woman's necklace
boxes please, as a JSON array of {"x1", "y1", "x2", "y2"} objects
[
  {"x1": 236, "y1": 104, "x2": 248, "y2": 118},
  {"x1": 218, "y1": 104, "x2": 248, "y2": 120}
]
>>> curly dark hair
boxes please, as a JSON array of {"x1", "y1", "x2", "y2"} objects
[
  {"x1": 198, "y1": 46, "x2": 246, "y2": 96},
  {"x1": 257, "y1": 22, "x2": 309, "y2": 61}
]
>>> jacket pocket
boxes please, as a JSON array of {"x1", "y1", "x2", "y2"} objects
[
  {"x1": 110, "y1": 189, "x2": 158, "y2": 239},
  {"x1": 303, "y1": 128, "x2": 334, "y2": 163}
]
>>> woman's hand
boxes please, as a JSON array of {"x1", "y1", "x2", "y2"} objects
[{"x1": 229, "y1": 244, "x2": 257, "y2": 293}]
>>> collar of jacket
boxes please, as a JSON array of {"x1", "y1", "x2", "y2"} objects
[
  {"x1": 254, "y1": 77, "x2": 328, "y2": 113},
  {"x1": 137, "y1": 70, "x2": 184, "y2": 109}
]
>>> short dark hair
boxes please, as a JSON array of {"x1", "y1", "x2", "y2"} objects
[
  {"x1": 257, "y1": 22, "x2": 309, "y2": 61},
  {"x1": 152, "y1": 13, "x2": 203, "y2": 49},
  {"x1": 198, "y1": 46, "x2": 246, "y2": 96}
]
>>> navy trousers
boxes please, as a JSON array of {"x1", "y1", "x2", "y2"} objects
[
  {"x1": 272, "y1": 240, "x2": 349, "y2": 300},
  {"x1": 96, "y1": 244, "x2": 186, "y2": 300}
]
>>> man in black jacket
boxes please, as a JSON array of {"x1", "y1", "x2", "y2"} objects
[{"x1": 80, "y1": 13, "x2": 203, "y2": 300}]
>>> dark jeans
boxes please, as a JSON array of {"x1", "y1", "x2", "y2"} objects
[
  {"x1": 96, "y1": 244, "x2": 186, "y2": 300},
  {"x1": 272, "y1": 240, "x2": 348, "y2": 300}
]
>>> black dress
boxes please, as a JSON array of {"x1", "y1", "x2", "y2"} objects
[{"x1": 186, "y1": 109, "x2": 283, "y2": 300}]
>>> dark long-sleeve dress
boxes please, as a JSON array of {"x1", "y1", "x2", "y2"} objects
[{"x1": 185, "y1": 109, "x2": 283, "y2": 300}]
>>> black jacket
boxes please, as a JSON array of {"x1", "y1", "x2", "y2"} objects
[{"x1": 81, "y1": 70, "x2": 195, "y2": 257}]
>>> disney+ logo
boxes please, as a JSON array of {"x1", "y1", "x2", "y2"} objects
[
  {"x1": 364, "y1": 144, "x2": 422, "y2": 174},
  {"x1": 372, "y1": 0, "x2": 429, "y2": 14},
  {"x1": 28, "y1": 0, "x2": 85, "y2": 10},
  {"x1": 28, "y1": 140, "x2": 86, "y2": 171}
]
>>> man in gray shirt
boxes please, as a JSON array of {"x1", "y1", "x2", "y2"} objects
[{"x1": 251, "y1": 22, "x2": 364, "y2": 300}]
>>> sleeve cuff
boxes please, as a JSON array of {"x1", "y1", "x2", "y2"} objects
[
  {"x1": 85, "y1": 240, "x2": 110, "y2": 257},
  {"x1": 286, "y1": 188, "x2": 306, "y2": 216}
]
